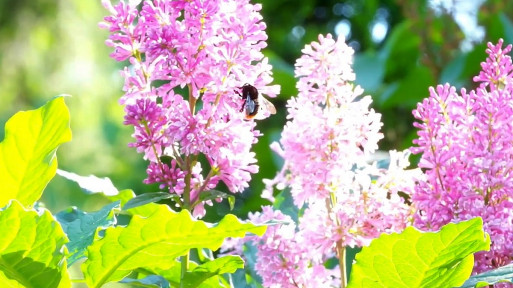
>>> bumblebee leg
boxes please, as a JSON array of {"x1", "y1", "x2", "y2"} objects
[{"x1": 240, "y1": 100, "x2": 246, "y2": 112}]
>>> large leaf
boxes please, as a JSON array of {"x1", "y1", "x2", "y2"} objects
[
  {"x1": 347, "y1": 217, "x2": 490, "y2": 288},
  {"x1": 56, "y1": 201, "x2": 120, "y2": 266},
  {"x1": 82, "y1": 204, "x2": 267, "y2": 288},
  {"x1": 0, "y1": 97, "x2": 71, "y2": 207},
  {"x1": 458, "y1": 263, "x2": 513, "y2": 288},
  {"x1": 0, "y1": 200, "x2": 71, "y2": 288},
  {"x1": 182, "y1": 255, "x2": 244, "y2": 288}
]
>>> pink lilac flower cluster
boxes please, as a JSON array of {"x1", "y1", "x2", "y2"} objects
[
  {"x1": 100, "y1": 0, "x2": 279, "y2": 217},
  {"x1": 246, "y1": 206, "x2": 340, "y2": 288},
  {"x1": 245, "y1": 34, "x2": 420, "y2": 287},
  {"x1": 411, "y1": 39, "x2": 513, "y2": 273}
]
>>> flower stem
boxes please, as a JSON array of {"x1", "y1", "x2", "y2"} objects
[
  {"x1": 337, "y1": 241, "x2": 347, "y2": 288},
  {"x1": 179, "y1": 155, "x2": 193, "y2": 287},
  {"x1": 327, "y1": 194, "x2": 347, "y2": 288},
  {"x1": 181, "y1": 77, "x2": 194, "y2": 288}
]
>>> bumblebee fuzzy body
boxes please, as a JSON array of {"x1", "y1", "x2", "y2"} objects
[{"x1": 235, "y1": 84, "x2": 276, "y2": 120}]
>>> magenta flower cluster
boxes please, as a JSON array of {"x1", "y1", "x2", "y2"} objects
[
  {"x1": 100, "y1": 0, "x2": 279, "y2": 216},
  {"x1": 244, "y1": 34, "x2": 421, "y2": 287},
  {"x1": 411, "y1": 39, "x2": 513, "y2": 272}
]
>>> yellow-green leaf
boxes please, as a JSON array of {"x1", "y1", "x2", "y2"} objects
[
  {"x1": 0, "y1": 200, "x2": 70, "y2": 288},
  {"x1": 82, "y1": 204, "x2": 266, "y2": 288},
  {"x1": 348, "y1": 218, "x2": 490, "y2": 288},
  {"x1": 0, "y1": 97, "x2": 71, "y2": 207}
]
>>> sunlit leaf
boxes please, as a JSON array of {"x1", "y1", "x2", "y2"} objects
[
  {"x1": 347, "y1": 217, "x2": 490, "y2": 288},
  {"x1": 82, "y1": 204, "x2": 266, "y2": 288},
  {"x1": 0, "y1": 200, "x2": 71, "y2": 288},
  {"x1": 182, "y1": 255, "x2": 244, "y2": 288},
  {"x1": 148, "y1": 259, "x2": 232, "y2": 288},
  {"x1": 0, "y1": 97, "x2": 71, "y2": 207}
]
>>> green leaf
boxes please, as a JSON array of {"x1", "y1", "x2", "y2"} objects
[
  {"x1": 234, "y1": 242, "x2": 263, "y2": 288},
  {"x1": 353, "y1": 51, "x2": 385, "y2": 93},
  {"x1": 379, "y1": 65, "x2": 435, "y2": 109},
  {"x1": 149, "y1": 260, "x2": 231, "y2": 288},
  {"x1": 0, "y1": 96, "x2": 71, "y2": 207},
  {"x1": 440, "y1": 53, "x2": 466, "y2": 87},
  {"x1": 82, "y1": 204, "x2": 266, "y2": 288},
  {"x1": 458, "y1": 263, "x2": 513, "y2": 288},
  {"x1": 120, "y1": 275, "x2": 170, "y2": 288},
  {"x1": 123, "y1": 192, "x2": 178, "y2": 211},
  {"x1": 266, "y1": 50, "x2": 296, "y2": 99},
  {"x1": 107, "y1": 189, "x2": 160, "y2": 217},
  {"x1": 487, "y1": 12, "x2": 513, "y2": 46},
  {"x1": 0, "y1": 200, "x2": 71, "y2": 288},
  {"x1": 182, "y1": 255, "x2": 244, "y2": 288},
  {"x1": 56, "y1": 169, "x2": 118, "y2": 196},
  {"x1": 273, "y1": 188, "x2": 299, "y2": 223},
  {"x1": 347, "y1": 217, "x2": 490, "y2": 288},
  {"x1": 380, "y1": 20, "x2": 421, "y2": 81},
  {"x1": 56, "y1": 201, "x2": 120, "y2": 266},
  {"x1": 199, "y1": 190, "x2": 235, "y2": 211}
]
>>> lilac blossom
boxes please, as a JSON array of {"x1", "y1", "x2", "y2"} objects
[
  {"x1": 246, "y1": 207, "x2": 340, "y2": 288},
  {"x1": 245, "y1": 34, "x2": 421, "y2": 287},
  {"x1": 101, "y1": 0, "x2": 279, "y2": 217},
  {"x1": 411, "y1": 39, "x2": 513, "y2": 273}
]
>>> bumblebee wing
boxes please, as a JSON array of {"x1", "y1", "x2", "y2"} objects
[
  {"x1": 251, "y1": 96, "x2": 276, "y2": 120},
  {"x1": 260, "y1": 96, "x2": 276, "y2": 114}
]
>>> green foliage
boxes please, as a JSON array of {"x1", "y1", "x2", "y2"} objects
[
  {"x1": 120, "y1": 275, "x2": 170, "y2": 287},
  {"x1": 459, "y1": 263, "x2": 513, "y2": 288},
  {"x1": 380, "y1": 21, "x2": 421, "y2": 82},
  {"x1": 198, "y1": 190, "x2": 235, "y2": 211},
  {"x1": 56, "y1": 201, "x2": 119, "y2": 266},
  {"x1": 181, "y1": 256, "x2": 244, "y2": 288},
  {"x1": 108, "y1": 189, "x2": 161, "y2": 217},
  {"x1": 0, "y1": 200, "x2": 70, "y2": 288},
  {"x1": 485, "y1": 12, "x2": 513, "y2": 44},
  {"x1": 0, "y1": 96, "x2": 71, "y2": 208},
  {"x1": 379, "y1": 65, "x2": 435, "y2": 109},
  {"x1": 232, "y1": 243, "x2": 263, "y2": 288},
  {"x1": 148, "y1": 259, "x2": 232, "y2": 288},
  {"x1": 81, "y1": 204, "x2": 266, "y2": 287},
  {"x1": 122, "y1": 191, "x2": 178, "y2": 211},
  {"x1": 347, "y1": 218, "x2": 490, "y2": 288}
]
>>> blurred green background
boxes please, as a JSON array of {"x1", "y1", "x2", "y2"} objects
[{"x1": 1, "y1": 0, "x2": 512, "y2": 219}]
